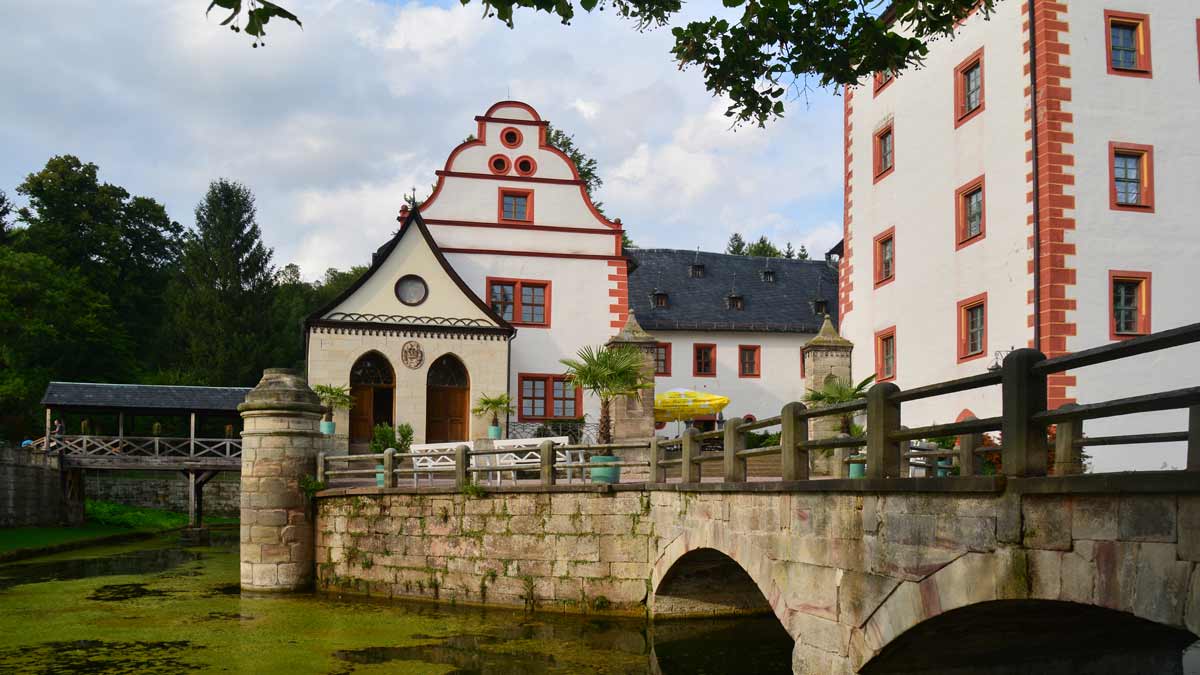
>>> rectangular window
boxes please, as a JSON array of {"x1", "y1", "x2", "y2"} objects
[
  {"x1": 487, "y1": 278, "x2": 551, "y2": 327},
  {"x1": 873, "y1": 123, "x2": 895, "y2": 181},
  {"x1": 954, "y1": 48, "x2": 985, "y2": 126},
  {"x1": 873, "y1": 69, "x2": 895, "y2": 95},
  {"x1": 1109, "y1": 271, "x2": 1151, "y2": 340},
  {"x1": 654, "y1": 343, "x2": 672, "y2": 376},
  {"x1": 875, "y1": 327, "x2": 897, "y2": 382},
  {"x1": 1105, "y1": 11, "x2": 1152, "y2": 77},
  {"x1": 738, "y1": 345, "x2": 760, "y2": 378},
  {"x1": 518, "y1": 374, "x2": 580, "y2": 420},
  {"x1": 873, "y1": 227, "x2": 895, "y2": 288},
  {"x1": 1108, "y1": 142, "x2": 1155, "y2": 212},
  {"x1": 955, "y1": 175, "x2": 986, "y2": 248},
  {"x1": 956, "y1": 293, "x2": 988, "y2": 363},
  {"x1": 498, "y1": 188, "x2": 534, "y2": 222},
  {"x1": 693, "y1": 344, "x2": 716, "y2": 377}
]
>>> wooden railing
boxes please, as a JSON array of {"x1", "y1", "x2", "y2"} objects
[
  {"x1": 47, "y1": 435, "x2": 242, "y2": 459},
  {"x1": 315, "y1": 322, "x2": 1200, "y2": 489}
]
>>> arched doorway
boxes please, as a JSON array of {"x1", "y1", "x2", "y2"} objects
[
  {"x1": 349, "y1": 351, "x2": 395, "y2": 445},
  {"x1": 425, "y1": 354, "x2": 469, "y2": 443}
]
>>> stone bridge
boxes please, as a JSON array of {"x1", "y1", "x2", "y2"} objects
[{"x1": 311, "y1": 475, "x2": 1200, "y2": 674}]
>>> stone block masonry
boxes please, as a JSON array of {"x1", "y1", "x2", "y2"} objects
[
  {"x1": 84, "y1": 472, "x2": 240, "y2": 516},
  {"x1": 0, "y1": 443, "x2": 83, "y2": 528},
  {"x1": 239, "y1": 369, "x2": 327, "y2": 593}
]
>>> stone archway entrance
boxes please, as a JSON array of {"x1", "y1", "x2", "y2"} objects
[
  {"x1": 425, "y1": 354, "x2": 469, "y2": 443},
  {"x1": 349, "y1": 351, "x2": 395, "y2": 445}
]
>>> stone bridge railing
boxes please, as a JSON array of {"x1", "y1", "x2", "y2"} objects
[{"x1": 317, "y1": 321, "x2": 1200, "y2": 489}]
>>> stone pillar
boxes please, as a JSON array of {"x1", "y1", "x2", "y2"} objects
[
  {"x1": 238, "y1": 368, "x2": 325, "y2": 592},
  {"x1": 606, "y1": 315, "x2": 657, "y2": 481},
  {"x1": 801, "y1": 315, "x2": 854, "y2": 477}
]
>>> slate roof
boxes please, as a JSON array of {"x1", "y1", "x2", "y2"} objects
[
  {"x1": 41, "y1": 382, "x2": 252, "y2": 414},
  {"x1": 626, "y1": 248, "x2": 838, "y2": 333}
]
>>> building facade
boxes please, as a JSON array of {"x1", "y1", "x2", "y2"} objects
[
  {"x1": 306, "y1": 101, "x2": 845, "y2": 449},
  {"x1": 839, "y1": 1, "x2": 1200, "y2": 470}
]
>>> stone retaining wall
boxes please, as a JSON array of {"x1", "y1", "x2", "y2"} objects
[
  {"x1": 0, "y1": 445, "x2": 82, "y2": 527},
  {"x1": 84, "y1": 472, "x2": 240, "y2": 516}
]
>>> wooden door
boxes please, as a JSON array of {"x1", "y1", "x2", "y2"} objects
[
  {"x1": 426, "y1": 386, "x2": 467, "y2": 443},
  {"x1": 349, "y1": 385, "x2": 373, "y2": 443}
]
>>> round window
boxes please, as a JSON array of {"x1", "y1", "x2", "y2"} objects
[
  {"x1": 488, "y1": 154, "x2": 511, "y2": 175},
  {"x1": 515, "y1": 156, "x2": 537, "y2": 176},
  {"x1": 500, "y1": 127, "x2": 523, "y2": 148},
  {"x1": 394, "y1": 274, "x2": 428, "y2": 306}
]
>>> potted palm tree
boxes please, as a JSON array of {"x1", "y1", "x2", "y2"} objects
[
  {"x1": 560, "y1": 345, "x2": 652, "y2": 484},
  {"x1": 312, "y1": 384, "x2": 355, "y2": 436},
  {"x1": 804, "y1": 375, "x2": 875, "y2": 478},
  {"x1": 472, "y1": 393, "x2": 514, "y2": 440}
]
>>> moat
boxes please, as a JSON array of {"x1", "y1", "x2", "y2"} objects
[{"x1": 0, "y1": 528, "x2": 793, "y2": 674}]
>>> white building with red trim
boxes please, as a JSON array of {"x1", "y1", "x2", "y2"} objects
[{"x1": 838, "y1": 2, "x2": 1200, "y2": 470}]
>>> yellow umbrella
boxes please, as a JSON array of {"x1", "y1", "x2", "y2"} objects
[{"x1": 654, "y1": 388, "x2": 731, "y2": 422}]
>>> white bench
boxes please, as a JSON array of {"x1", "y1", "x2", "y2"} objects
[{"x1": 406, "y1": 437, "x2": 585, "y2": 485}]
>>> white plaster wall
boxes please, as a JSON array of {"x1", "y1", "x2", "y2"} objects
[
  {"x1": 323, "y1": 223, "x2": 497, "y2": 325},
  {"x1": 1059, "y1": 1, "x2": 1200, "y2": 472},
  {"x1": 842, "y1": 1, "x2": 1030, "y2": 427},
  {"x1": 446, "y1": 252, "x2": 618, "y2": 424},
  {"x1": 426, "y1": 217, "x2": 618, "y2": 256},
  {"x1": 647, "y1": 330, "x2": 815, "y2": 422},
  {"x1": 305, "y1": 330, "x2": 509, "y2": 446}
]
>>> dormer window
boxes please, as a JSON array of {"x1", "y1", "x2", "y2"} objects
[
  {"x1": 726, "y1": 294, "x2": 745, "y2": 311},
  {"x1": 689, "y1": 264, "x2": 705, "y2": 278},
  {"x1": 761, "y1": 269, "x2": 776, "y2": 283},
  {"x1": 652, "y1": 291, "x2": 668, "y2": 309},
  {"x1": 813, "y1": 300, "x2": 828, "y2": 316}
]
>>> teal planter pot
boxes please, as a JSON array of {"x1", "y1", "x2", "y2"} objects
[
  {"x1": 849, "y1": 455, "x2": 866, "y2": 479},
  {"x1": 487, "y1": 425, "x2": 502, "y2": 440},
  {"x1": 375, "y1": 464, "x2": 385, "y2": 487},
  {"x1": 589, "y1": 455, "x2": 621, "y2": 484},
  {"x1": 320, "y1": 420, "x2": 335, "y2": 435},
  {"x1": 936, "y1": 458, "x2": 952, "y2": 477}
]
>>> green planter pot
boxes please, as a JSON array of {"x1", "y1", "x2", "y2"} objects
[
  {"x1": 375, "y1": 464, "x2": 385, "y2": 488},
  {"x1": 589, "y1": 455, "x2": 621, "y2": 484},
  {"x1": 320, "y1": 420, "x2": 335, "y2": 435},
  {"x1": 849, "y1": 455, "x2": 866, "y2": 479},
  {"x1": 487, "y1": 425, "x2": 502, "y2": 440}
]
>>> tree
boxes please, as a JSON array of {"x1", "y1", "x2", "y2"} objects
[
  {"x1": 14, "y1": 155, "x2": 182, "y2": 367},
  {"x1": 746, "y1": 235, "x2": 782, "y2": 258},
  {"x1": 783, "y1": 242, "x2": 796, "y2": 259},
  {"x1": 559, "y1": 345, "x2": 652, "y2": 449},
  {"x1": 0, "y1": 190, "x2": 12, "y2": 246},
  {"x1": 168, "y1": 179, "x2": 276, "y2": 385},
  {"x1": 0, "y1": 248, "x2": 131, "y2": 438},
  {"x1": 726, "y1": 233, "x2": 747, "y2": 255},
  {"x1": 797, "y1": 244, "x2": 810, "y2": 260},
  {"x1": 205, "y1": 0, "x2": 300, "y2": 47},
  {"x1": 804, "y1": 375, "x2": 875, "y2": 434}
]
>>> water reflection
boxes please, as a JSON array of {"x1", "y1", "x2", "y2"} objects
[{"x1": 0, "y1": 532, "x2": 794, "y2": 674}]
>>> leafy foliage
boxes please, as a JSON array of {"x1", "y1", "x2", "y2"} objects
[
  {"x1": 472, "y1": 392, "x2": 515, "y2": 426},
  {"x1": 474, "y1": 0, "x2": 996, "y2": 125},
  {"x1": 725, "y1": 233, "x2": 747, "y2": 255},
  {"x1": 804, "y1": 374, "x2": 875, "y2": 433},
  {"x1": 560, "y1": 345, "x2": 652, "y2": 449},
  {"x1": 313, "y1": 384, "x2": 355, "y2": 420},
  {"x1": 726, "y1": 231, "x2": 803, "y2": 259},
  {"x1": 206, "y1": 0, "x2": 301, "y2": 47},
  {"x1": 369, "y1": 422, "x2": 414, "y2": 454}
]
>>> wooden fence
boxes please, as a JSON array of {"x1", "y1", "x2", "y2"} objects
[{"x1": 317, "y1": 322, "x2": 1200, "y2": 489}]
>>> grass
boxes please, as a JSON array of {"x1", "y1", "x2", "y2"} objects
[{"x1": 0, "y1": 501, "x2": 238, "y2": 555}]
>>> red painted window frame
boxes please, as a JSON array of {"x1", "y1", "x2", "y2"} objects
[
  {"x1": 488, "y1": 154, "x2": 511, "y2": 175},
  {"x1": 498, "y1": 187, "x2": 534, "y2": 223},
  {"x1": 956, "y1": 292, "x2": 988, "y2": 364},
  {"x1": 1108, "y1": 141, "x2": 1155, "y2": 213},
  {"x1": 514, "y1": 155, "x2": 538, "y2": 177},
  {"x1": 500, "y1": 126, "x2": 524, "y2": 148},
  {"x1": 693, "y1": 343, "x2": 716, "y2": 378},
  {"x1": 873, "y1": 70, "x2": 895, "y2": 96},
  {"x1": 486, "y1": 277, "x2": 551, "y2": 327},
  {"x1": 1108, "y1": 270, "x2": 1152, "y2": 340},
  {"x1": 873, "y1": 227, "x2": 896, "y2": 288},
  {"x1": 738, "y1": 344, "x2": 761, "y2": 379},
  {"x1": 955, "y1": 175, "x2": 987, "y2": 249},
  {"x1": 1104, "y1": 10, "x2": 1152, "y2": 78},
  {"x1": 873, "y1": 122, "x2": 895, "y2": 183},
  {"x1": 654, "y1": 342, "x2": 672, "y2": 377},
  {"x1": 874, "y1": 326, "x2": 897, "y2": 383},
  {"x1": 517, "y1": 373, "x2": 582, "y2": 421},
  {"x1": 953, "y1": 47, "x2": 986, "y2": 128}
]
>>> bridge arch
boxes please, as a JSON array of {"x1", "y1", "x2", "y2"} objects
[{"x1": 859, "y1": 599, "x2": 1197, "y2": 674}]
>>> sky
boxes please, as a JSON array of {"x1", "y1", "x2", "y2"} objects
[{"x1": 0, "y1": 0, "x2": 846, "y2": 280}]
